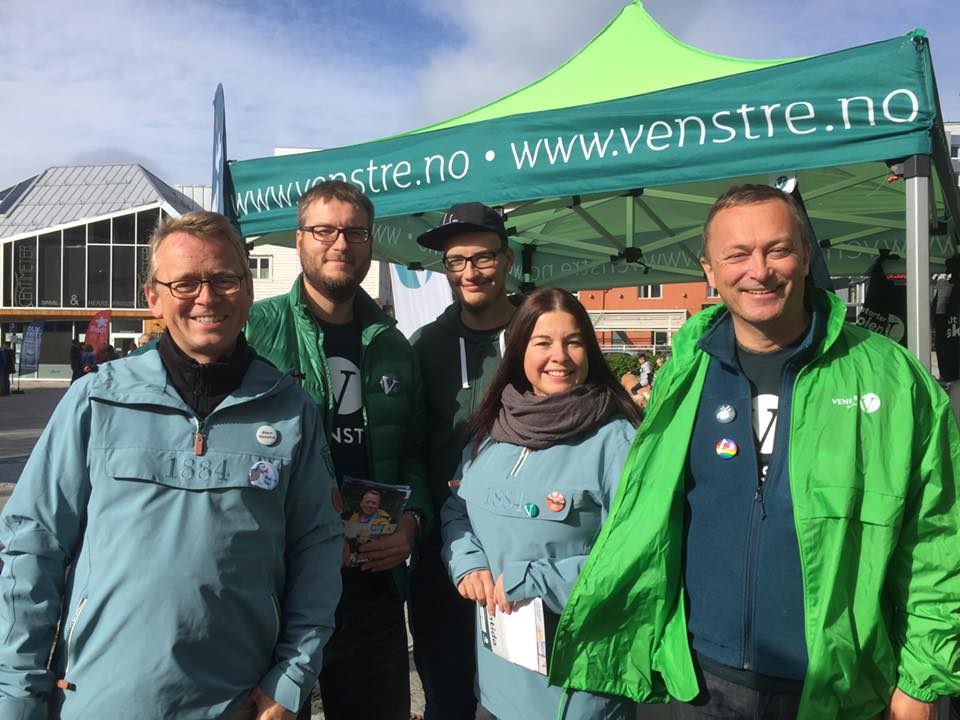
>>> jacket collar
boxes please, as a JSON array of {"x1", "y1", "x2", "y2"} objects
[
  {"x1": 675, "y1": 286, "x2": 846, "y2": 369},
  {"x1": 288, "y1": 274, "x2": 396, "y2": 343},
  {"x1": 86, "y1": 344, "x2": 292, "y2": 415}
]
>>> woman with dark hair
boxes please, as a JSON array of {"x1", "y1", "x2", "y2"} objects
[{"x1": 442, "y1": 287, "x2": 639, "y2": 719}]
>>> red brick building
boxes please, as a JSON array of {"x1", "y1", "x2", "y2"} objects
[{"x1": 579, "y1": 280, "x2": 719, "y2": 352}]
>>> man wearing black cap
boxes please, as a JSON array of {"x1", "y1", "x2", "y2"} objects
[{"x1": 409, "y1": 202, "x2": 520, "y2": 719}]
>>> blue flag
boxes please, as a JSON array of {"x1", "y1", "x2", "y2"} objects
[{"x1": 18, "y1": 320, "x2": 44, "y2": 375}]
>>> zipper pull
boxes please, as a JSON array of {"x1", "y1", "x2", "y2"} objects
[
  {"x1": 755, "y1": 481, "x2": 767, "y2": 519},
  {"x1": 194, "y1": 430, "x2": 205, "y2": 456}
]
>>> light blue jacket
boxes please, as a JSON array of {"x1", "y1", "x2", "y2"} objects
[
  {"x1": 0, "y1": 349, "x2": 343, "y2": 720},
  {"x1": 442, "y1": 417, "x2": 636, "y2": 720}
]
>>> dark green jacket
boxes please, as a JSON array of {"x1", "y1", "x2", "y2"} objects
[
  {"x1": 245, "y1": 277, "x2": 432, "y2": 547},
  {"x1": 411, "y1": 298, "x2": 520, "y2": 540}
]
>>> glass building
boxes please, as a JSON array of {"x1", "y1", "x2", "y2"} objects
[{"x1": 0, "y1": 164, "x2": 201, "y2": 377}]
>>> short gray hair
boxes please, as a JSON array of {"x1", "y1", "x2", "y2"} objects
[{"x1": 147, "y1": 211, "x2": 250, "y2": 283}]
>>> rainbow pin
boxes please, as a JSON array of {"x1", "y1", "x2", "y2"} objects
[{"x1": 715, "y1": 438, "x2": 738, "y2": 459}]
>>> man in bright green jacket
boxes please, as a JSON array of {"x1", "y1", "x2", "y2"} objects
[
  {"x1": 245, "y1": 180, "x2": 429, "y2": 720},
  {"x1": 550, "y1": 185, "x2": 960, "y2": 720}
]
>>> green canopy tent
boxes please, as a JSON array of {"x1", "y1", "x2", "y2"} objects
[{"x1": 225, "y1": 1, "x2": 960, "y2": 367}]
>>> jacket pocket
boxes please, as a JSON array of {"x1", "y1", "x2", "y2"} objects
[
  {"x1": 804, "y1": 486, "x2": 905, "y2": 527},
  {"x1": 457, "y1": 479, "x2": 574, "y2": 522},
  {"x1": 103, "y1": 446, "x2": 291, "y2": 492},
  {"x1": 270, "y1": 593, "x2": 281, "y2": 648}
]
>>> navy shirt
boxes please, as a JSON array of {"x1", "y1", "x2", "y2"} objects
[{"x1": 683, "y1": 310, "x2": 821, "y2": 684}]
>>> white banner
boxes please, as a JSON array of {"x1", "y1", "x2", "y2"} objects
[{"x1": 388, "y1": 264, "x2": 452, "y2": 339}]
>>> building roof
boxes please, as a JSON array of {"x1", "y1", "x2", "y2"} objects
[{"x1": 0, "y1": 164, "x2": 201, "y2": 240}]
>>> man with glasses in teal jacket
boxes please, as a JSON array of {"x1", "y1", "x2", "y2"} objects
[{"x1": 0, "y1": 211, "x2": 343, "y2": 720}]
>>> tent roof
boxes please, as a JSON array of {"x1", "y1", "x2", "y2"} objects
[
  {"x1": 414, "y1": 2, "x2": 798, "y2": 132},
  {"x1": 227, "y1": 3, "x2": 960, "y2": 290}
]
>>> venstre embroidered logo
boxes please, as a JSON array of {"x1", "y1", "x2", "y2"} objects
[{"x1": 831, "y1": 392, "x2": 881, "y2": 413}]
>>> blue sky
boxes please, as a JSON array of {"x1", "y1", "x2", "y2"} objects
[{"x1": 1, "y1": 0, "x2": 957, "y2": 191}]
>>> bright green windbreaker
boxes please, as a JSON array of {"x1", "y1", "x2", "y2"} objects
[{"x1": 550, "y1": 288, "x2": 960, "y2": 720}]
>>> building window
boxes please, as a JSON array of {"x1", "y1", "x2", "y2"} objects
[
  {"x1": 707, "y1": 285, "x2": 720, "y2": 298},
  {"x1": 637, "y1": 283, "x2": 662, "y2": 299},
  {"x1": 249, "y1": 256, "x2": 272, "y2": 280},
  {"x1": 652, "y1": 331, "x2": 668, "y2": 348}
]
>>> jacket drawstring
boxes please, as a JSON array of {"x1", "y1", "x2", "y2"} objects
[
  {"x1": 459, "y1": 337, "x2": 469, "y2": 389},
  {"x1": 555, "y1": 687, "x2": 572, "y2": 720},
  {"x1": 498, "y1": 330, "x2": 506, "y2": 357}
]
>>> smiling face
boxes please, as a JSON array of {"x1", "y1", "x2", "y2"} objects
[
  {"x1": 360, "y1": 491, "x2": 381, "y2": 515},
  {"x1": 145, "y1": 231, "x2": 253, "y2": 363},
  {"x1": 700, "y1": 198, "x2": 810, "y2": 351},
  {"x1": 442, "y1": 231, "x2": 514, "y2": 314},
  {"x1": 297, "y1": 196, "x2": 372, "y2": 303},
  {"x1": 522, "y1": 310, "x2": 589, "y2": 396}
]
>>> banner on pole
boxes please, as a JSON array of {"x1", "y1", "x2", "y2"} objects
[
  {"x1": 84, "y1": 310, "x2": 112, "y2": 358},
  {"x1": 18, "y1": 320, "x2": 44, "y2": 375},
  {"x1": 211, "y1": 83, "x2": 228, "y2": 215}
]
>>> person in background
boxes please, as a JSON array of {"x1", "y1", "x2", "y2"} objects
[
  {"x1": 0, "y1": 341, "x2": 14, "y2": 395},
  {"x1": 442, "y1": 287, "x2": 640, "y2": 720},
  {"x1": 550, "y1": 184, "x2": 960, "y2": 719},
  {"x1": 410, "y1": 202, "x2": 520, "y2": 720},
  {"x1": 80, "y1": 343, "x2": 97, "y2": 374},
  {"x1": 245, "y1": 180, "x2": 429, "y2": 720},
  {"x1": 0, "y1": 210, "x2": 343, "y2": 719},
  {"x1": 69, "y1": 338, "x2": 83, "y2": 383},
  {"x1": 636, "y1": 352, "x2": 653, "y2": 387}
]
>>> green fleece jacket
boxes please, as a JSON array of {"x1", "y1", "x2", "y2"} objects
[
  {"x1": 411, "y1": 299, "x2": 521, "y2": 533},
  {"x1": 245, "y1": 278, "x2": 432, "y2": 549},
  {"x1": 549, "y1": 288, "x2": 960, "y2": 720}
]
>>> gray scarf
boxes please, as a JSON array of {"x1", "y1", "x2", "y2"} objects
[{"x1": 490, "y1": 383, "x2": 613, "y2": 449}]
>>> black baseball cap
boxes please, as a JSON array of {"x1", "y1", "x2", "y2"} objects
[{"x1": 416, "y1": 202, "x2": 508, "y2": 251}]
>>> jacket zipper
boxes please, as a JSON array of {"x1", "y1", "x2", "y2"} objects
[
  {"x1": 63, "y1": 596, "x2": 88, "y2": 676},
  {"x1": 741, "y1": 354, "x2": 800, "y2": 671},
  {"x1": 193, "y1": 416, "x2": 207, "y2": 456}
]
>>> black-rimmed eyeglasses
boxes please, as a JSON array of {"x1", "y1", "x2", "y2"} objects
[
  {"x1": 300, "y1": 224, "x2": 371, "y2": 244},
  {"x1": 153, "y1": 274, "x2": 245, "y2": 299},
  {"x1": 442, "y1": 249, "x2": 503, "y2": 272}
]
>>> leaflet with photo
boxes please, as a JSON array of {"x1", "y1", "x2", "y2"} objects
[
  {"x1": 477, "y1": 597, "x2": 557, "y2": 675},
  {"x1": 340, "y1": 477, "x2": 411, "y2": 567}
]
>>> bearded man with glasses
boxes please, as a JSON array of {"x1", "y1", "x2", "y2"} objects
[
  {"x1": 245, "y1": 180, "x2": 430, "y2": 720},
  {"x1": 0, "y1": 211, "x2": 343, "y2": 720},
  {"x1": 408, "y1": 202, "x2": 521, "y2": 720}
]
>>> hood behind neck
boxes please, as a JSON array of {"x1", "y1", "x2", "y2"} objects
[{"x1": 435, "y1": 294, "x2": 522, "y2": 343}]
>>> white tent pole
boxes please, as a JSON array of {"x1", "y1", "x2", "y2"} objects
[{"x1": 904, "y1": 154, "x2": 931, "y2": 369}]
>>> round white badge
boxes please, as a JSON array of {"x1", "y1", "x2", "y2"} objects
[
  {"x1": 256, "y1": 425, "x2": 278, "y2": 446},
  {"x1": 249, "y1": 460, "x2": 279, "y2": 491},
  {"x1": 715, "y1": 404, "x2": 736, "y2": 424}
]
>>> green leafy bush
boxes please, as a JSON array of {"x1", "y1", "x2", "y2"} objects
[{"x1": 604, "y1": 352, "x2": 639, "y2": 378}]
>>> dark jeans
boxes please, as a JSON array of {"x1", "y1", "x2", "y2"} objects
[
  {"x1": 669, "y1": 668, "x2": 801, "y2": 720},
  {"x1": 298, "y1": 569, "x2": 409, "y2": 720},
  {"x1": 408, "y1": 540, "x2": 478, "y2": 720}
]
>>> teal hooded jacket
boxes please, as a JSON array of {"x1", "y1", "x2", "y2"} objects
[
  {"x1": 0, "y1": 348, "x2": 343, "y2": 719},
  {"x1": 549, "y1": 288, "x2": 960, "y2": 720}
]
